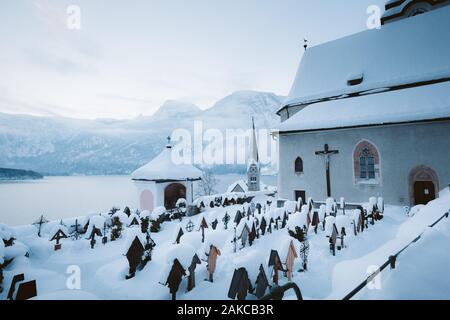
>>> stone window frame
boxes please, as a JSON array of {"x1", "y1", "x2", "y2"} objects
[{"x1": 353, "y1": 140, "x2": 381, "y2": 185}]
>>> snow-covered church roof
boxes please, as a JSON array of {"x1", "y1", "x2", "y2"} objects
[
  {"x1": 278, "y1": 81, "x2": 450, "y2": 132},
  {"x1": 381, "y1": 0, "x2": 450, "y2": 25},
  {"x1": 131, "y1": 143, "x2": 202, "y2": 182},
  {"x1": 278, "y1": 5, "x2": 450, "y2": 113},
  {"x1": 227, "y1": 180, "x2": 249, "y2": 193}
]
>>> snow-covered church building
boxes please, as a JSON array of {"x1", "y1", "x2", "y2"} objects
[
  {"x1": 131, "y1": 140, "x2": 202, "y2": 211},
  {"x1": 277, "y1": 0, "x2": 450, "y2": 206}
]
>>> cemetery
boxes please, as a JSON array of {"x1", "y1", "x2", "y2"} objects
[{"x1": 0, "y1": 186, "x2": 449, "y2": 300}]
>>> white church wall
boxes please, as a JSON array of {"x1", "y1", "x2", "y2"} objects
[
  {"x1": 133, "y1": 180, "x2": 158, "y2": 212},
  {"x1": 278, "y1": 121, "x2": 450, "y2": 206}
]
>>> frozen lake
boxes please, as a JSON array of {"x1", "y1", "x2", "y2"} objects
[{"x1": 0, "y1": 174, "x2": 276, "y2": 226}]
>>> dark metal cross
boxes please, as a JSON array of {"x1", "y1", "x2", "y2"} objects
[
  {"x1": 32, "y1": 215, "x2": 49, "y2": 237},
  {"x1": 71, "y1": 219, "x2": 82, "y2": 240},
  {"x1": 315, "y1": 144, "x2": 339, "y2": 198}
]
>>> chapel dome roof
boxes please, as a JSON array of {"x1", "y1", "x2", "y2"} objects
[{"x1": 131, "y1": 143, "x2": 202, "y2": 182}]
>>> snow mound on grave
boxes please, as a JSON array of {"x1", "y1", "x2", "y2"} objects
[
  {"x1": 269, "y1": 207, "x2": 285, "y2": 220},
  {"x1": 112, "y1": 211, "x2": 128, "y2": 223},
  {"x1": 0, "y1": 223, "x2": 15, "y2": 240},
  {"x1": 287, "y1": 211, "x2": 307, "y2": 230},
  {"x1": 85, "y1": 215, "x2": 106, "y2": 238},
  {"x1": 351, "y1": 209, "x2": 361, "y2": 221},
  {"x1": 326, "y1": 198, "x2": 336, "y2": 214},
  {"x1": 151, "y1": 206, "x2": 166, "y2": 220},
  {"x1": 339, "y1": 197, "x2": 345, "y2": 209},
  {"x1": 203, "y1": 210, "x2": 221, "y2": 223},
  {"x1": 4, "y1": 241, "x2": 28, "y2": 261},
  {"x1": 236, "y1": 217, "x2": 255, "y2": 235},
  {"x1": 377, "y1": 197, "x2": 384, "y2": 213},
  {"x1": 233, "y1": 250, "x2": 268, "y2": 281},
  {"x1": 363, "y1": 198, "x2": 377, "y2": 214},
  {"x1": 181, "y1": 231, "x2": 202, "y2": 248},
  {"x1": 123, "y1": 228, "x2": 146, "y2": 255},
  {"x1": 252, "y1": 194, "x2": 268, "y2": 206},
  {"x1": 324, "y1": 216, "x2": 336, "y2": 236},
  {"x1": 0, "y1": 240, "x2": 5, "y2": 264},
  {"x1": 159, "y1": 244, "x2": 196, "y2": 285},
  {"x1": 32, "y1": 290, "x2": 100, "y2": 300},
  {"x1": 48, "y1": 224, "x2": 69, "y2": 240},
  {"x1": 274, "y1": 237, "x2": 296, "y2": 262},
  {"x1": 335, "y1": 215, "x2": 352, "y2": 232},
  {"x1": 176, "y1": 198, "x2": 187, "y2": 207},
  {"x1": 319, "y1": 205, "x2": 327, "y2": 221},
  {"x1": 203, "y1": 229, "x2": 229, "y2": 251},
  {"x1": 96, "y1": 258, "x2": 130, "y2": 288},
  {"x1": 288, "y1": 205, "x2": 309, "y2": 229},
  {"x1": 284, "y1": 201, "x2": 298, "y2": 214},
  {"x1": 140, "y1": 210, "x2": 151, "y2": 219},
  {"x1": 165, "y1": 243, "x2": 196, "y2": 268},
  {"x1": 11, "y1": 225, "x2": 36, "y2": 238}
]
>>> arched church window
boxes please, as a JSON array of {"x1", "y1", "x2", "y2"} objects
[
  {"x1": 295, "y1": 157, "x2": 303, "y2": 174},
  {"x1": 353, "y1": 140, "x2": 380, "y2": 182},
  {"x1": 359, "y1": 148, "x2": 375, "y2": 179}
]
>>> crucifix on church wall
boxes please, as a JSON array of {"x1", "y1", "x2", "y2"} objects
[{"x1": 315, "y1": 144, "x2": 339, "y2": 198}]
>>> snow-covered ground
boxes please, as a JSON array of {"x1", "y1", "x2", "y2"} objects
[{"x1": 1, "y1": 189, "x2": 449, "y2": 300}]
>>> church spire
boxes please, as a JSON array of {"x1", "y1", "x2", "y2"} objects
[
  {"x1": 247, "y1": 117, "x2": 261, "y2": 192},
  {"x1": 250, "y1": 117, "x2": 259, "y2": 164}
]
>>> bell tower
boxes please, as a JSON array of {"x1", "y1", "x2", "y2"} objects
[{"x1": 247, "y1": 118, "x2": 260, "y2": 192}]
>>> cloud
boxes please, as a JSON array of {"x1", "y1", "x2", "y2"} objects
[
  {"x1": 0, "y1": 96, "x2": 60, "y2": 117},
  {"x1": 22, "y1": 48, "x2": 95, "y2": 76}
]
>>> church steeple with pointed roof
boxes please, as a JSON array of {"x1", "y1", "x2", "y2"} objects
[{"x1": 247, "y1": 117, "x2": 260, "y2": 192}]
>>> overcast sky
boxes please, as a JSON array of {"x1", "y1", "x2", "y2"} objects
[{"x1": 0, "y1": 0, "x2": 386, "y2": 119}]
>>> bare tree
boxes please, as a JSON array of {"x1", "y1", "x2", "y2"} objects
[{"x1": 197, "y1": 170, "x2": 218, "y2": 196}]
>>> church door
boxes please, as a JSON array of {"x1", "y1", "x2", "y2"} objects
[
  {"x1": 164, "y1": 183, "x2": 187, "y2": 209},
  {"x1": 414, "y1": 181, "x2": 435, "y2": 205},
  {"x1": 409, "y1": 165, "x2": 439, "y2": 206},
  {"x1": 295, "y1": 190, "x2": 306, "y2": 203}
]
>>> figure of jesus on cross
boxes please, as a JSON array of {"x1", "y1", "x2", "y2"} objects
[{"x1": 315, "y1": 144, "x2": 339, "y2": 198}]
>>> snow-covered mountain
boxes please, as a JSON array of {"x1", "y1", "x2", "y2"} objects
[
  {"x1": 0, "y1": 91, "x2": 284, "y2": 175},
  {"x1": 152, "y1": 100, "x2": 202, "y2": 120}
]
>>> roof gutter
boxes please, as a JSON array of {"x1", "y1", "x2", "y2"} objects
[
  {"x1": 276, "y1": 77, "x2": 450, "y2": 117},
  {"x1": 278, "y1": 117, "x2": 450, "y2": 135}
]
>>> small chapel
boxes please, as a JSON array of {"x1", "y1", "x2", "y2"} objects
[
  {"x1": 276, "y1": 0, "x2": 450, "y2": 206},
  {"x1": 131, "y1": 139, "x2": 203, "y2": 211}
]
